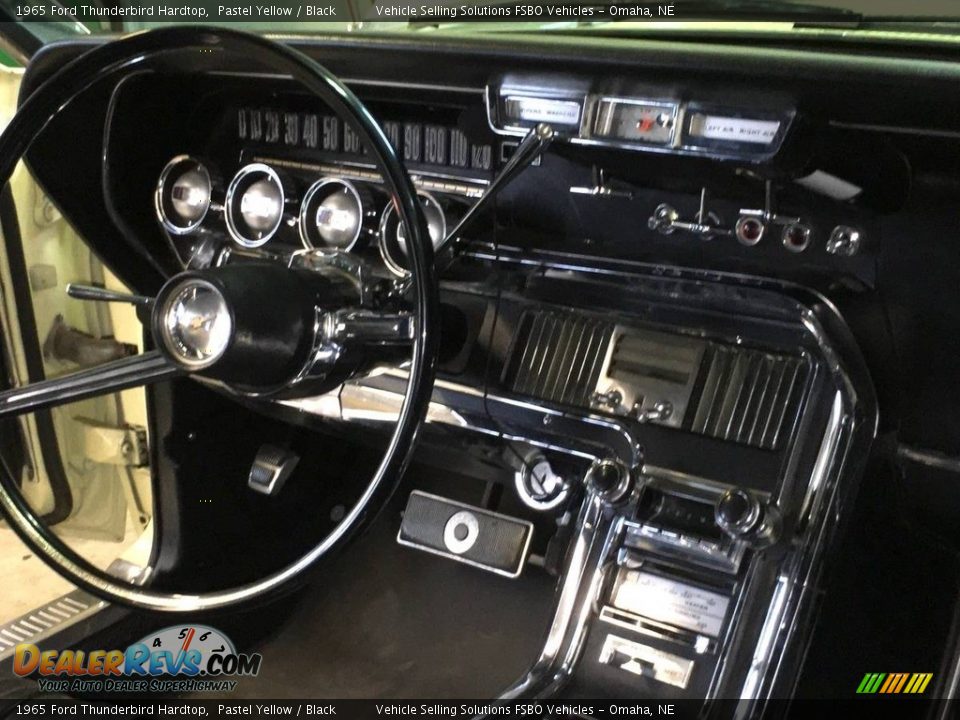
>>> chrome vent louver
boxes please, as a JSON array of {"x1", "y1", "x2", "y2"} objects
[
  {"x1": 505, "y1": 310, "x2": 614, "y2": 407},
  {"x1": 504, "y1": 310, "x2": 808, "y2": 452},
  {"x1": 690, "y1": 346, "x2": 809, "y2": 450}
]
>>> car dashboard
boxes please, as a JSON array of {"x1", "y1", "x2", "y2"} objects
[{"x1": 18, "y1": 28, "x2": 960, "y2": 705}]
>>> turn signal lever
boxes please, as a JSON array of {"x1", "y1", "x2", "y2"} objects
[
  {"x1": 66, "y1": 283, "x2": 152, "y2": 306},
  {"x1": 714, "y1": 487, "x2": 780, "y2": 549},
  {"x1": 66, "y1": 283, "x2": 154, "y2": 323}
]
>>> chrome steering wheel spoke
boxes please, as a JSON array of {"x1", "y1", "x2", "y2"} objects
[
  {"x1": 320, "y1": 308, "x2": 414, "y2": 347},
  {"x1": 0, "y1": 351, "x2": 180, "y2": 419}
]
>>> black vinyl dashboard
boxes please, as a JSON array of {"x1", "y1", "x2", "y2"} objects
[{"x1": 21, "y1": 29, "x2": 960, "y2": 455}]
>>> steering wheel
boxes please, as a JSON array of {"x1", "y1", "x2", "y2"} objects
[{"x1": 0, "y1": 27, "x2": 439, "y2": 611}]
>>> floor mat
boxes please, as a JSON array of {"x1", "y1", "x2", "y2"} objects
[{"x1": 226, "y1": 480, "x2": 559, "y2": 699}]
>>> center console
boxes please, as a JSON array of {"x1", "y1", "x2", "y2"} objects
[{"x1": 477, "y1": 258, "x2": 874, "y2": 710}]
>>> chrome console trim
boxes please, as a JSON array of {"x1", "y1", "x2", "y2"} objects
[{"x1": 498, "y1": 491, "x2": 614, "y2": 698}]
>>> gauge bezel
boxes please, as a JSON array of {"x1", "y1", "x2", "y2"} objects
[
  {"x1": 298, "y1": 177, "x2": 365, "y2": 252},
  {"x1": 378, "y1": 191, "x2": 446, "y2": 278},
  {"x1": 224, "y1": 162, "x2": 285, "y2": 248},
  {"x1": 155, "y1": 155, "x2": 213, "y2": 235}
]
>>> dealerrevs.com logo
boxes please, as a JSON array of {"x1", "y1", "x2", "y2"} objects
[{"x1": 13, "y1": 625, "x2": 262, "y2": 694}]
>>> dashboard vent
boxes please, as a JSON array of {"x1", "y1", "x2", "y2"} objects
[
  {"x1": 506, "y1": 310, "x2": 613, "y2": 407},
  {"x1": 690, "y1": 346, "x2": 808, "y2": 450}
]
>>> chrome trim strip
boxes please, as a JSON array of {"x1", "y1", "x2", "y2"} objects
[
  {"x1": 737, "y1": 574, "x2": 791, "y2": 713},
  {"x1": 255, "y1": 155, "x2": 488, "y2": 198},
  {"x1": 897, "y1": 444, "x2": 960, "y2": 474},
  {"x1": 798, "y1": 391, "x2": 845, "y2": 523},
  {"x1": 0, "y1": 555, "x2": 148, "y2": 660},
  {"x1": 0, "y1": 589, "x2": 105, "y2": 661},
  {"x1": 498, "y1": 491, "x2": 611, "y2": 698},
  {"x1": 342, "y1": 77, "x2": 484, "y2": 95},
  {"x1": 829, "y1": 120, "x2": 960, "y2": 139}
]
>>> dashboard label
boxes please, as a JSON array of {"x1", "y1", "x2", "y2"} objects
[
  {"x1": 613, "y1": 570, "x2": 730, "y2": 637},
  {"x1": 690, "y1": 114, "x2": 781, "y2": 145},
  {"x1": 504, "y1": 96, "x2": 582, "y2": 126}
]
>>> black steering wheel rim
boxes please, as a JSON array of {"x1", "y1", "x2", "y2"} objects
[{"x1": 0, "y1": 26, "x2": 439, "y2": 611}]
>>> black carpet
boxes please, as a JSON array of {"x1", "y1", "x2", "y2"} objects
[{"x1": 224, "y1": 476, "x2": 559, "y2": 699}]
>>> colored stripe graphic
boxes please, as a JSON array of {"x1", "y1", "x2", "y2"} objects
[{"x1": 856, "y1": 672, "x2": 933, "y2": 694}]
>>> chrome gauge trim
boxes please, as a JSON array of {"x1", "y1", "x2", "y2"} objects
[
  {"x1": 735, "y1": 216, "x2": 765, "y2": 246},
  {"x1": 224, "y1": 162, "x2": 285, "y2": 248},
  {"x1": 298, "y1": 177, "x2": 364, "y2": 251},
  {"x1": 782, "y1": 222, "x2": 812, "y2": 253},
  {"x1": 378, "y1": 190, "x2": 446, "y2": 277},
  {"x1": 155, "y1": 155, "x2": 213, "y2": 235},
  {"x1": 377, "y1": 203, "x2": 403, "y2": 276}
]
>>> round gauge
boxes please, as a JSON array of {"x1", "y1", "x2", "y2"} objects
[
  {"x1": 298, "y1": 178, "x2": 371, "y2": 251},
  {"x1": 224, "y1": 163, "x2": 286, "y2": 248},
  {"x1": 378, "y1": 191, "x2": 446, "y2": 277},
  {"x1": 155, "y1": 155, "x2": 214, "y2": 235}
]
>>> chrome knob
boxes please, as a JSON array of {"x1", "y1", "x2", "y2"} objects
[
  {"x1": 826, "y1": 225, "x2": 862, "y2": 256},
  {"x1": 715, "y1": 487, "x2": 779, "y2": 548},
  {"x1": 633, "y1": 400, "x2": 672, "y2": 423},
  {"x1": 590, "y1": 389, "x2": 623, "y2": 413},
  {"x1": 586, "y1": 459, "x2": 632, "y2": 504},
  {"x1": 648, "y1": 203, "x2": 679, "y2": 234},
  {"x1": 735, "y1": 216, "x2": 765, "y2": 246}
]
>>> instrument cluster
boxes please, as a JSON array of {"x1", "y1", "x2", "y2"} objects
[{"x1": 155, "y1": 154, "x2": 461, "y2": 276}]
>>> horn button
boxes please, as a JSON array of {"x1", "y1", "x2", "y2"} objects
[
  {"x1": 152, "y1": 262, "x2": 347, "y2": 391},
  {"x1": 157, "y1": 278, "x2": 232, "y2": 370}
]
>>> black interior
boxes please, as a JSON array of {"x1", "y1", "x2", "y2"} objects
[{"x1": 4, "y1": 25, "x2": 960, "y2": 710}]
